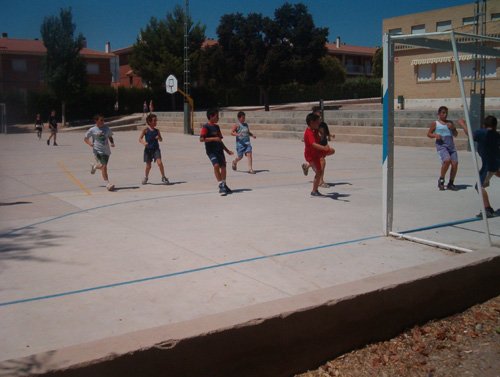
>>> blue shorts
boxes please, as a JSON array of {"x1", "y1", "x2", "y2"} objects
[
  {"x1": 479, "y1": 157, "x2": 500, "y2": 187},
  {"x1": 207, "y1": 151, "x2": 226, "y2": 167},
  {"x1": 237, "y1": 142, "x2": 252, "y2": 158},
  {"x1": 436, "y1": 137, "x2": 457, "y2": 163}
]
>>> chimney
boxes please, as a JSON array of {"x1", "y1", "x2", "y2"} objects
[
  {"x1": 82, "y1": 37, "x2": 87, "y2": 48},
  {"x1": 105, "y1": 41, "x2": 111, "y2": 53},
  {"x1": 1, "y1": 32, "x2": 8, "y2": 38},
  {"x1": 336, "y1": 36, "x2": 340, "y2": 48}
]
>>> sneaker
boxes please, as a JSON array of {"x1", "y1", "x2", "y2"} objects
[
  {"x1": 219, "y1": 183, "x2": 226, "y2": 194},
  {"x1": 142, "y1": 177, "x2": 148, "y2": 185},
  {"x1": 106, "y1": 183, "x2": 115, "y2": 191},
  {"x1": 302, "y1": 163, "x2": 309, "y2": 176},
  {"x1": 438, "y1": 178, "x2": 445, "y2": 191},
  {"x1": 223, "y1": 183, "x2": 232, "y2": 194},
  {"x1": 90, "y1": 164, "x2": 97, "y2": 175},
  {"x1": 320, "y1": 182, "x2": 330, "y2": 188},
  {"x1": 47, "y1": 140, "x2": 50, "y2": 145},
  {"x1": 447, "y1": 182, "x2": 458, "y2": 191},
  {"x1": 310, "y1": 190, "x2": 322, "y2": 197},
  {"x1": 232, "y1": 160, "x2": 237, "y2": 171},
  {"x1": 161, "y1": 176, "x2": 170, "y2": 184},
  {"x1": 53, "y1": 142, "x2": 58, "y2": 146},
  {"x1": 476, "y1": 207, "x2": 495, "y2": 218}
]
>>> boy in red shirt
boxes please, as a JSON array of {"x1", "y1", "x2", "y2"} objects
[{"x1": 303, "y1": 112, "x2": 335, "y2": 196}]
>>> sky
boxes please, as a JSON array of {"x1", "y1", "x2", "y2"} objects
[{"x1": 1, "y1": 0, "x2": 473, "y2": 51}]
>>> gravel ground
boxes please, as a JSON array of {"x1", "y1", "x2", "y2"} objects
[{"x1": 296, "y1": 295, "x2": 500, "y2": 377}]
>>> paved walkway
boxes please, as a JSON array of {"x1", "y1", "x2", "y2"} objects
[{"x1": 0, "y1": 130, "x2": 498, "y2": 367}]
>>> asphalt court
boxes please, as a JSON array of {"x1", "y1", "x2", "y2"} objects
[{"x1": 0, "y1": 129, "x2": 498, "y2": 362}]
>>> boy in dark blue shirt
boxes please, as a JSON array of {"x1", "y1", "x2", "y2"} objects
[
  {"x1": 460, "y1": 115, "x2": 500, "y2": 217},
  {"x1": 200, "y1": 108, "x2": 234, "y2": 194}
]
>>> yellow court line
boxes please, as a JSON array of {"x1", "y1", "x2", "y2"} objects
[{"x1": 58, "y1": 161, "x2": 92, "y2": 196}]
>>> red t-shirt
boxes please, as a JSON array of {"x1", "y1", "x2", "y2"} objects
[{"x1": 304, "y1": 127, "x2": 321, "y2": 162}]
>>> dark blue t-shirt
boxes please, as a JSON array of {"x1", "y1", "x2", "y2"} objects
[
  {"x1": 201, "y1": 123, "x2": 223, "y2": 154},
  {"x1": 144, "y1": 128, "x2": 160, "y2": 150}
]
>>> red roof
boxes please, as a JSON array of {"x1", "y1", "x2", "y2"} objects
[
  {"x1": 0, "y1": 37, "x2": 114, "y2": 58},
  {"x1": 326, "y1": 42, "x2": 377, "y2": 56},
  {"x1": 201, "y1": 38, "x2": 218, "y2": 49},
  {"x1": 112, "y1": 46, "x2": 134, "y2": 55}
]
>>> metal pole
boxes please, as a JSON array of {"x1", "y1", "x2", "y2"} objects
[
  {"x1": 183, "y1": 0, "x2": 192, "y2": 134},
  {"x1": 382, "y1": 33, "x2": 394, "y2": 236}
]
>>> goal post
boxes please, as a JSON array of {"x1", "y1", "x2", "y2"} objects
[{"x1": 382, "y1": 30, "x2": 500, "y2": 248}]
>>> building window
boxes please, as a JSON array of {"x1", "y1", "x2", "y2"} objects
[
  {"x1": 485, "y1": 59, "x2": 497, "y2": 78},
  {"x1": 12, "y1": 59, "x2": 27, "y2": 72},
  {"x1": 87, "y1": 63, "x2": 100, "y2": 75},
  {"x1": 436, "y1": 20, "x2": 452, "y2": 32},
  {"x1": 436, "y1": 63, "x2": 451, "y2": 81},
  {"x1": 389, "y1": 28, "x2": 402, "y2": 35},
  {"x1": 463, "y1": 16, "x2": 477, "y2": 26},
  {"x1": 491, "y1": 13, "x2": 500, "y2": 21},
  {"x1": 411, "y1": 24, "x2": 425, "y2": 34},
  {"x1": 417, "y1": 64, "x2": 432, "y2": 82},
  {"x1": 460, "y1": 61, "x2": 475, "y2": 79}
]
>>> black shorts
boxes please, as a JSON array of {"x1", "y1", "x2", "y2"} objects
[
  {"x1": 144, "y1": 148, "x2": 162, "y2": 163},
  {"x1": 207, "y1": 151, "x2": 226, "y2": 167}
]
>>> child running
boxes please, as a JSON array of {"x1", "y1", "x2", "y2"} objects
[
  {"x1": 231, "y1": 111, "x2": 256, "y2": 174},
  {"x1": 84, "y1": 114, "x2": 115, "y2": 191},
  {"x1": 139, "y1": 113, "x2": 169, "y2": 185},
  {"x1": 34, "y1": 113, "x2": 43, "y2": 140},
  {"x1": 47, "y1": 109, "x2": 58, "y2": 146},
  {"x1": 427, "y1": 106, "x2": 460, "y2": 191},
  {"x1": 459, "y1": 115, "x2": 500, "y2": 217},
  {"x1": 200, "y1": 108, "x2": 234, "y2": 194},
  {"x1": 303, "y1": 112, "x2": 334, "y2": 196}
]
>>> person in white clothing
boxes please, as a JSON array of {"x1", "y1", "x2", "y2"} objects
[
  {"x1": 427, "y1": 106, "x2": 461, "y2": 191},
  {"x1": 84, "y1": 114, "x2": 115, "y2": 191}
]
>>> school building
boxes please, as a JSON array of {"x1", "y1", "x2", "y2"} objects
[
  {"x1": 382, "y1": 1, "x2": 500, "y2": 109},
  {"x1": 0, "y1": 33, "x2": 116, "y2": 95},
  {"x1": 326, "y1": 36, "x2": 377, "y2": 77}
]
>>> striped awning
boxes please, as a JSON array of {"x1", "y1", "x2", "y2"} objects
[{"x1": 411, "y1": 54, "x2": 497, "y2": 65}]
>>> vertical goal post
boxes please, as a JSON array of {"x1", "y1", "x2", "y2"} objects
[{"x1": 382, "y1": 31, "x2": 500, "y2": 249}]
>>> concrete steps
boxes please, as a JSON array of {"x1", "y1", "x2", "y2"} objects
[{"x1": 155, "y1": 110, "x2": 479, "y2": 150}]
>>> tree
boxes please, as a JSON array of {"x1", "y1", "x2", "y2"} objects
[
  {"x1": 130, "y1": 5, "x2": 206, "y2": 91},
  {"x1": 214, "y1": 2, "x2": 328, "y2": 110},
  {"x1": 319, "y1": 55, "x2": 346, "y2": 86},
  {"x1": 372, "y1": 47, "x2": 383, "y2": 78},
  {"x1": 41, "y1": 8, "x2": 87, "y2": 125},
  {"x1": 213, "y1": 12, "x2": 269, "y2": 101}
]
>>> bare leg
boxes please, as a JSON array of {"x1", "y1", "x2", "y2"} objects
[
  {"x1": 311, "y1": 162, "x2": 321, "y2": 193},
  {"x1": 144, "y1": 162, "x2": 152, "y2": 178},
  {"x1": 449, "y1": 161, "x2": 458, "y2": 181},
  {"x1": 440, "y1": 160, "x2": 451, "y2": 178},
  {"x1": 220, "y1": 166, "x2": 227, "y2": 181},
  {"x1": 101, "y1": 164, "x2": 109, "y2": 182},
  {"x1": 246, "y1": 152, "x2": 254, "y2": 172},
  {"x1": 482, "y1": 188, "x2": 492, "y2": 209},
  {"x1": 213, "y1": 164, "x2": 222, "y2": 182},
  {"x1": 157, "y1": 160, "x2": 166, "y2": 177},
  {"x1": 319, "y1": 158, "x2": 326, "y2": 185}
]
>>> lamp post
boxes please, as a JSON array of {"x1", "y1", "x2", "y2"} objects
[{"x1": 183, "y1": 0, "x2": 191, "y2": 134}]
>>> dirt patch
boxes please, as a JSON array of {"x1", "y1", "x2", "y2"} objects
[{"x1": 296, "y1": 295, "x2": 500, "y2": 377}]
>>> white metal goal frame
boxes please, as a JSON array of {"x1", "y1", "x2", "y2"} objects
[{"x1": 382, "y1": 30, "x2": 500, "y2": 250}]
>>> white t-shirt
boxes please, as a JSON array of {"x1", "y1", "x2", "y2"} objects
[{"x1": 85, "y1": 125, "x2": 113, "y2": 155}]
